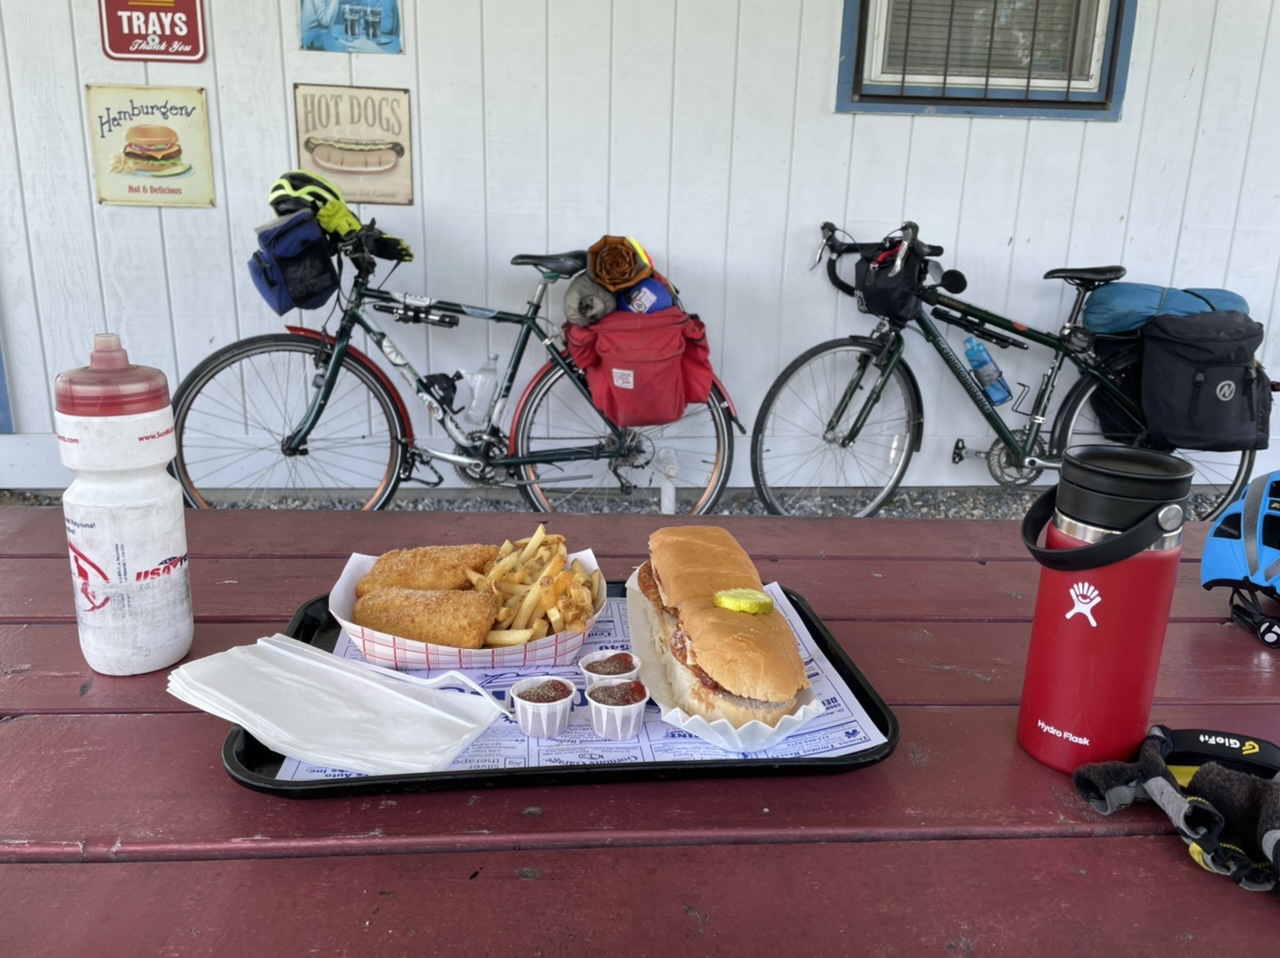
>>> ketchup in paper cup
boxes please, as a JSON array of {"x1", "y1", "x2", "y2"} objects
[
  {"x1": 586, "y1": 678, "x2": 649, "y2": 740},
  {"x1": 578, "y1": 650, "x2": 640, "y2": 688},
  {"x1": 510, "y1": 677, "x2": 575, "y2": 739}
]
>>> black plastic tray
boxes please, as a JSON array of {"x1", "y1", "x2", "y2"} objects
[{"x1": 222, "y1": 584, "x2": 899, "y2": 797}]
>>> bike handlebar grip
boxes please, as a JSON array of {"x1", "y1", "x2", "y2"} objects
[{"x1": 925, "y1": 244, "x2": 944, "y2": 257}]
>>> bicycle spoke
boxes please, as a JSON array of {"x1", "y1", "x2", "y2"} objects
[
  {"x1": 172, "y1": 336, "x2": 406, "y2": 509},
  {"x1": 752, "y1": 340, "x2": 917, "y2": 516},
  {"x1": 514, "y1": 368, "x2": 732, "y2": 514}
]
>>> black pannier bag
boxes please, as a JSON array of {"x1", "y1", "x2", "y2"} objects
[
  {"x1": 1140, "y1": 311, "x2": 1271, "y2": 451},
  {"x1": 856, "y1": 244, "x2": 920, "y2": 321},
  {"x1": 1089, "y1": 334, "x2": 1144, "y2": 443},
  {"x1": 248, "y1": 210, "x2": 341, "y2": 315}
]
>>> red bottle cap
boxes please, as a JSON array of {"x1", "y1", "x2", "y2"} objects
[{"x1": 54, "y1": 333, "x2": 171, "y2": 417}]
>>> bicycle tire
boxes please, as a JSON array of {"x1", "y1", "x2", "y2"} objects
[
  {"x1": 171, "y1": 333, "x2": 408, "y2": 510},
  {"x1": 1051, "y1": 353, "x2": 1253, "y2": 522},
  {"x1": 751, "y1": 338, "x2": 920, "y2": 517},
  {"x1": 512, "y1": 364, "x2": 733, "y2": 515}
]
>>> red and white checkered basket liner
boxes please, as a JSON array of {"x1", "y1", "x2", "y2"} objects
[{"x1": 328, "y1": 550, "x2": 604, "y2": 671}]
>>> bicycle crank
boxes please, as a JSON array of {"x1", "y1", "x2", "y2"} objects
[
  {"x1": 453, "y1": 430, "x2": 511, "y2": 487},
  {"x1": 987, "y1": 429, "x2": 1046, "y2": 487}
]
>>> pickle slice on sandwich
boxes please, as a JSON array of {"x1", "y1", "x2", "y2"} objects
[{"x1": 713, "y1": 588, "x2": 774, "y2": 615}]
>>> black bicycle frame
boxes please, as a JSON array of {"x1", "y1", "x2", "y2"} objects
[{"x1": 281, "y1": 275, "x2": 629, "y2": 470}]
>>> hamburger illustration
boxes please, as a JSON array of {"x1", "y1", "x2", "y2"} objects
[{"x1": 120, "y1": 124, "x2": 189, "y2": 176}]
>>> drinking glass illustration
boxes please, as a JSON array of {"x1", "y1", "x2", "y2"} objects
[
  {"x1": 365, "y1": 6, "x2": 382, "y2": 41},
  {"x1": 342, "y1": 4, "x2": 364, "y2": 38}
]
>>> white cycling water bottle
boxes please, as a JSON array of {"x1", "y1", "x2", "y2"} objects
[
  {"x1": 54, "y1": 333, "x2": 194, "y2": 676},
  {"x1": 462, "y1": 353, "x2": 500, "y2": 427}
]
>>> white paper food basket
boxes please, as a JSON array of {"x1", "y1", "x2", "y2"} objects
[
  {"x1": 623, "y1": 568, "x2": 824, "y2": 752},
  {"x1": 331, "y1": 550, "x2": 605, "y2": 671}
]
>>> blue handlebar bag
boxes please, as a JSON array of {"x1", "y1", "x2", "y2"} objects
[{"x1": 248, "y1": 210, "x2": 341, "y2": 315}]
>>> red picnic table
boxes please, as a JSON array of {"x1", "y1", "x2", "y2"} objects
[{"x1": 0, "y1": 506, "x2": 1277, "y2": 956}]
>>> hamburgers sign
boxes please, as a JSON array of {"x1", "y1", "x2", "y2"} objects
[{"x1": 99, "y1": 0, "x2": 207, "y2": 63}]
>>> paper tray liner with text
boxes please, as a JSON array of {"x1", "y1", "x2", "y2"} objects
[{"x1": 221, "y1": 584, "x2": 900, "y2": 798}]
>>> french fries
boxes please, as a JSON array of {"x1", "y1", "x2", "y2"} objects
[{"x1": 467, "y1": 523, "x2": 603, "y2": 647}]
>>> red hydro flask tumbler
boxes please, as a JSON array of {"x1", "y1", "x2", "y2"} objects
[{"x1": 1017, "y1": 446, "x2": 1194, "y2": 772}]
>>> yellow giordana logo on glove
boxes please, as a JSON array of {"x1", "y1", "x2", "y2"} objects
[{"x1": 316, "y1": 199, "x2": 362, "y2": 239}]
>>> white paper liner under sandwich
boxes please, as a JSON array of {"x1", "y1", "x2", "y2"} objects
[
  {"x1": 167, "y1": 634, "x2": 505, "y2": 775},
  {"x1": 330, "y1": 549, "x2": 606, "y2": 671},
  {"x1": 624, "y1": 569, "x2": 824, "y2": 753}
]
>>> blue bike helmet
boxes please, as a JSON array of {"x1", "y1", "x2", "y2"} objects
[{"x1": 1201, "y1": 472, "x2": 1280, "y2": 648}]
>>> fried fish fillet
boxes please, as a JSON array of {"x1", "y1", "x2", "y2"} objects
[
  {"x1": 352, "y1": 587, "x2": 499, "y2": 649},
  {"x1": 355, "y1": 544, "x2": 500, "y2": 598}
]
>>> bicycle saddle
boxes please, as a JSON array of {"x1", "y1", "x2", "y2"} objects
[
  {"x1": 511, "y1": 251, "x2": 588, "y2": 277},
  {"x1": 1043, "y1": 265, "x2": 1127, "y2": 290}
]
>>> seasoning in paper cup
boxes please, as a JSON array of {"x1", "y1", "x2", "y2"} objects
[
  {"x1": 510, "y1": 677, "x2": 575, "y2": 739},
  {"x1": 578, "y1": 650, "x2": 640, "y2": 687},
  {"x1": 586, "y1": 678, "x2": 649, "y2": 740}
]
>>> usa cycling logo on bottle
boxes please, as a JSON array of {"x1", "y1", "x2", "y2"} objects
[{"x1": 1065, "y1": 582, "x2": 1101, "y2": 628}]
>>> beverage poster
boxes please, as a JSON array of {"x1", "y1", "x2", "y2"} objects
[
  {"x1": 85, "y1": 85, "x2": 216, "y2": 208},
  {"x1": 99, "y1": 0, "x2": 207, "y2": 63},
  {"x1": 301, "y1": 1, "x2": 403, "y2": 54},
  {"x1": 294, "y1": 84, "x2": 412, "y2": 205}
]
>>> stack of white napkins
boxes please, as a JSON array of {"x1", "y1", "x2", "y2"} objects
[{"x1": 167, "y1": 634, "x2": 507, "y2": 776}]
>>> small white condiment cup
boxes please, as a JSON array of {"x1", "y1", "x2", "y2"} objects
[
  {"x1": 510, "y1": 676, "x2": 575, "y2": 739},
  {"x1": 586, "y1": 678, "x2": 649, "y2": 741},
  {"x1": 577, "y1": 649, "x2": 641, "y2": 688}
]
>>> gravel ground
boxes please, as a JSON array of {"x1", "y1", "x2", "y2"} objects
[{"x1": 0, "y1": 485, "x2": 1045, "y2": 519}]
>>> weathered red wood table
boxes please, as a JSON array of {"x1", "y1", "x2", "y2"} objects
[{"x1": 1, "y1": 506, "x2": 1276, "y2": 955}]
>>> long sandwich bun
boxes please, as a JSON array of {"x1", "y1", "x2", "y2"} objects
[
  {"x1": 637, "y1": 526, "x2": 809, "y2": 728},
  {"x1": 647, "y1": 525, "x2": 763, "y2": 609}
]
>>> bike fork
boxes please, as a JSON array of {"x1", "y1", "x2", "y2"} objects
[{"x1": 835, "y1": 335, "x2": 907, "y2": 449}]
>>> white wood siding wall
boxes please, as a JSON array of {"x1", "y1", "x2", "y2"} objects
[{"x1": 2, "y1": 0, "x2": 1278, "y2": 489}]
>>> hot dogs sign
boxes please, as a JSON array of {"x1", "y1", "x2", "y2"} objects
[
  {"x1": 86, "y1": 85, "x2": 215, "y2": 208},
  {"x1": 294, "y1": 84, "x2": 412, "y2": 205}
]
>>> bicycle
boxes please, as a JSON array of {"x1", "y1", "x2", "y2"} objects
[
  {"x1": 749, "y1": 220, "x2": 1254, "y2": 521},
  {"x1": 171, "y1": 225, "x2": 739, "y2": 513}
]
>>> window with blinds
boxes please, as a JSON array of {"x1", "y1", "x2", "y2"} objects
[{"x1": 837, "y1": 0, "x2": 1135, "y2": 118}]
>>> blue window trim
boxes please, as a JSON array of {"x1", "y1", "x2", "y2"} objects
[
  {"x1": 0, "y1": 335, "x2": 11, "y2": 434},
  {"x1": 835, "y1": 0, "x2": 1137, "y2": 120}
]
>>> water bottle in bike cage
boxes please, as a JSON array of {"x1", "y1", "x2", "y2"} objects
[
  {"x1": 462, "y1": 354, "x2": 500, "y2": 427},
  {"x1": 963, "y1": 336, "x2": 1012, "y2": 406}
]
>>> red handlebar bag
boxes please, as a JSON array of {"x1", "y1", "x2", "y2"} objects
[{"x1": 565, "y1": 307, "x2": 708, "y2": 427}]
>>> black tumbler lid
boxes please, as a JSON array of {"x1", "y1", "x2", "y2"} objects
[{"x1": 1057, "y1": 446, "x2": 1194, "y2": 531}]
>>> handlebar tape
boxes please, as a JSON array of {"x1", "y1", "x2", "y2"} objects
[{"x1": 826, "y1": 255, "x2": 859, "y2": 298}]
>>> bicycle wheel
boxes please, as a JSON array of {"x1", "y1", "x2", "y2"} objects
[
  {"x1": 172, "y1": 333, "x2": 408, "y2": 510},
  {"x1": 751, "y1": 338, "x2": 919, "y2": 517},
  {"x1": 512, "y1": 365, "x2": 733, "y2": 514},
  {"x1": 1052, "y1": 354, "x2": 1252, "y2": 522}
]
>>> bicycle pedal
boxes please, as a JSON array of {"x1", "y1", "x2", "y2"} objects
[{"x1": 951, "y1": 439, "x2": 987, "y2": 463}]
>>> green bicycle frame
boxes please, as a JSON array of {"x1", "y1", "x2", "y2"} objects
[
  {"x1": 281, "y1": 272, "x2": 629, "y2": 470},
  {"x1": 830, "y1": 285, "x2": 1141, "y2": 465}
]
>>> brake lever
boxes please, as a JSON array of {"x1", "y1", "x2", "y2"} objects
[
  {"x1": 810, "y1": 237, "x2": 827, "y2": 271},
  {"x1": 887, "y1": 221, "x2": 919, "y2": 277}
]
